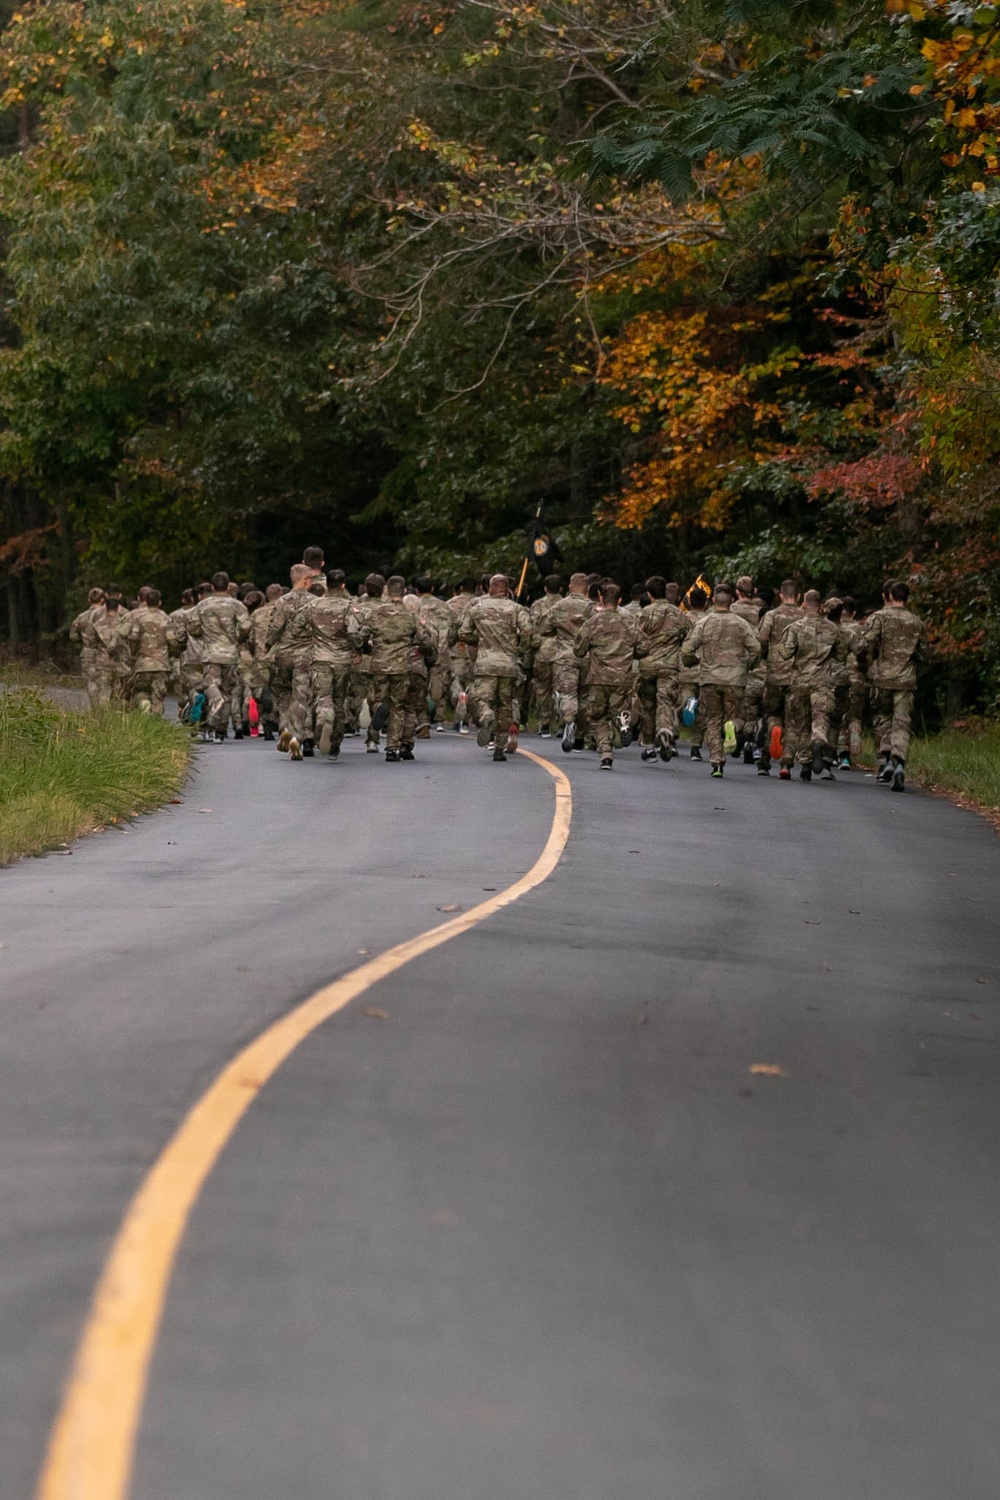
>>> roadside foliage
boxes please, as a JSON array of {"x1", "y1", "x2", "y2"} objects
[{"x1": 0, "y1": 0, "x2": 997, "y2": 714}]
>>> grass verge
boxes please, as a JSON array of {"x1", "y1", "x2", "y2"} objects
[
  {"x1": 0, "y1": 690, "x2": 191, "y2": 865},
  {"x1": 903, "y1": 722, "x2": 1000, "y2": 818}
]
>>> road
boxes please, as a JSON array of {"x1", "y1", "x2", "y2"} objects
[{"x1": 2, "y1": 731, "x2": 999, "y2": 1499}]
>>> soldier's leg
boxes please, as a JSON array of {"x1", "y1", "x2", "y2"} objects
[
  {"x1": 657, "y1": 671, "x2": 680, "y2": 745},
  {"x1": 495, "y1": 675, "x2": 516, "y2": 746},
  {"x1": 130, "y1": 672, "x2": 151, "y2": 713},
  {"x1": 532, "y1": 661, "x2": 554, "y2": 729},
  {"x1": 890, "y1": 690, "x2": 914, "y2": 762},
  {"x1": 474, "y1": 675, "x2": 499, "y2": 745},
  {"x1": 288, "y1": 662, "x2": 313, "y2": 743},
  {"x1": 384, "y1": 675, "x2": 408, "y2": 752},
  {"x1": 313, "y1": 665, "x2": 334, "y2": 751},
  {"x1": 203, "y1": 664, "x2": 227, "y2": 729},
  {"x1": 553, "y1": 661, "x2": 579, "y2": 728},
  {"x1": 871, "y1": 689, "x2": 893, "y2": 759},
  {"x1": 583, "y1": 685, "x2": 611, "y2": 758},
  {"x1": 145, "y1": 673, "x2": 168, "y2": 716},
  {"x1": 637, "y1": 676, "x2": 656, "y2": 746},
  {"x1": 699, "y1": 684, "x2": 724, "y2": 765},
  {"x1": 786, "y1": 688, "x2": 811, "y2": 766},
  {"x1": 401, "y1": 672, "x2": 426, "y2": 749}
]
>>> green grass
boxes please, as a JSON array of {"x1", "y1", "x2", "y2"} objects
[
  {"x1": 0, "y1": 690, "x2": 192, "y2": 865},
  {"x1": 903, "y1": 722, "x2": 1000, "y2": 813}
]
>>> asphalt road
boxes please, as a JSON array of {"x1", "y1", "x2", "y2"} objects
[{"x1": 3, "y1": 731, "x2": 1000, "y2": 1499}]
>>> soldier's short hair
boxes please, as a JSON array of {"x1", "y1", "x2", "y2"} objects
[
  {"x1": 779, "y1": 578, "x2": 799, "y2": 600},
  {"x1": 884, "y1": 579, "x2": 910, "y2": 603},
  {"x1": 290, "y1": 563, "x2": 312, "y2": 584},
  {"x1": 601, "y1": 582, "x2": 622, "y2": 605},
  {"x1": 106, "y1": 583, "x2": 122, "y2": 597},
  {"x1": 365, "y1": 572, "x2": 386, "y2": 596},
  {"x1": 460, "y1": 574, "x2": 477, "y2": 592},
  {"x1": 303, "y1": 545, "x2": 325, "y2": 568},
  {"x1": 88, "y1": 587, "x2": 105, "y2": 604},
  {"x1": 212, "y1": 570, "x2": 229, "y2": 591},
  {"x1": 841, "y1": 595, "x2": 857, "y2": 615},
  {"x1": 803, "y1": 589, "x2": 822, "y2": 607},
  {"x1": 688, "y1": 586, "x2": 708, "y2": 609},
  {"x1": 138, "y1": 585, "x2": 154, "y2": 603},
  {"x1": 328, "y1": 569, "x2": 346, "y2": 588},
  {"x1": 544, "y1": 573, "x2": 562, "y2": 593},
  {"x1": 736, "y1": 575, "x2": 754, "y2": 596},
  {"x1": 713, "y1": 582, "x2": 735, "y2": 601},
  {"x1": 265, "y1": 583, "x2": 284, "y2": 601},
  {"x1": 244, "y1": 590, "x2": 265, "y2": 610},
  {"x1": 197, "y1": 581, "x2": 213, "y2": 598},
  {"x1": 387, "y1": 575, "x2": 406, "y2": 596},
  {"x1": 824, "y1": 597, "x2": 843, "y2": 622},
  {"x1": 414, "y1": 574, "x2": 433, "y2": 594},
  {"x1": 180, "y1": 589, "x2": 194, "y2": 605},
  {"x1": 570, "y1": 571, "x2": 589, "y2": 589},
  {"x1": 645, "y1": 576, "x2": 666, "y2": 598},
  {"x1": 146, "y1": 588, "x2": 161, "y2": 607}
]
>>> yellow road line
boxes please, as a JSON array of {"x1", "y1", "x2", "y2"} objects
[{"x1": 36, "y1": 748, "x2": 572, "y2": 1500}]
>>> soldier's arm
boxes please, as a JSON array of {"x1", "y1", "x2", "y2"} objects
[
  {"x1": 757, "y1": 613, "x2": 772, "y2": 658},
  {"x1": 455, "y1": 608, "x2": 478, "y2": 648},
  {"x1": 265, "y1": 600, "x2": 287, "y2": 651},
  {"x1": 417, "y1": 621, "x2": 437, "y2": 666},
  {"x1": 680, "y1": 621, "x2": 702, "y2": 668},
  {"x1": 185, "y1": 605, "x2": 203, "y2": 638},
  {"x1": 235, "y1": 601, "x2": 251, "y2": 642},
  {"x1": 856, "y1": 613, "x2": 880, "y2": 668},
  {"x1": 743, "y1": 618, "x2": 762, "y2": 670},
  {"x1": 571, "y1": 620, "x2": 592, "y2": 659},
  {"x1": 773, "y1": 622, "x2": 796, "y2": 664}
]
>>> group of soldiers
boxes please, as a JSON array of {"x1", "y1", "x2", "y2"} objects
[{"x1": 68, "y1": 550, "x2": 929, "y2": 791}]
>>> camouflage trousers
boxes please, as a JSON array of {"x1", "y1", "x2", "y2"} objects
[
  {"x1": 699, "y1": 684, "x2": 744, "y2": 766},
  {"x1": 837, "y1": 676, "x2": 866, "y2": 756},
  {"x1": 742, "y1": 670, "x2": 765, "y2": 740},
  {"x1": 531, "y1": 660, "x2": 556, "y2": 726},
  {"x1": 131, "y1": 671, "x2": 168, "y2": 715},
  {"x1": 402, "y1": 671, "x2": 429, "y2": 749},
  {"x1": 428, "y1": 662, "x2": 451, "y2": 723},
  {"x1": 871, "y1": 688, "x2": 914, "y2": 762},
  {"x1": 276, "y1": 660, "x2": 313, "y2": 740},
  {"x1": 312, "y1": 664, "x2": 351, "y2": 750},
  {"x1": 204, "y1": 663, "x2": 241, "y2": 731},
  {"x1": 586, "y1": 680, "x2": 631, "y2": 758},
  {"x1": 91, "y1": 663, "x2": 127, "y2": 708},
  {"x1": 787, "y1": 684, "x2": 835, "y2": 764},
  {"x1": 637, "y1": 669, "x2": 680, "y2": 745},
  {"x1": 367, "y1": 673, "x2": 408, "y2": 752},
  {"x1": 758, "y1": 682, "x2": 794, "y2": 769},
  {"x1": 473, "y1": 674, "x2": 516, "y2": 742},
  {"x1": 450, "y1": 656, "x2": 473, "y2": 722}
]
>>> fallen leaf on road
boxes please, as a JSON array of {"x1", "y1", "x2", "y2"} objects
[
  {"x1": 482, "y1": 886, "x2": 497, "y2": 891},
  {"x1": 0, "y1": 942, "x2": 5, "y2": 950},
  {"x1": 357, "y1": 948, "x2": 368, "y2": 955},
  {"x1": 975, "y1": 977, "x2": 990, "y2": 984},
  {"x1": 412, "y1": 873, "x2": 426, "y2": 879},
  {"x1": 750, "y1": 1063, "x2": 786, "y2": 1077},
  {"x1": 437, "y1": 903, "x2": 461, "y2": 912},
  {"x1": 849, "y1": 909, "x2": 860, "y2": 915},
  {"x1": 170, "y1": 799, "x2": 182, "y2": 805},
  {"x1": 198, "y1": 808, "x2": 213, "y2": 814},
  {"x1": 363, "y1": 1006, "x2": 388, "y2": 1020}
]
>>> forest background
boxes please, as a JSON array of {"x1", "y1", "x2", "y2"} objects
[{"x1": 0, "y1": 0, "x2": 997, "y2": 718}]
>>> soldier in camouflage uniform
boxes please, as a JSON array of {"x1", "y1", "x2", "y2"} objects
[
  {"x1": 121, "y1": 589, "x2": 184, "y2": 714},
  {"x1": 175, "y1": 583, "x2": 212, "y2": 723},
  {"x1": 858, "y1": 579, "x2": 929, "y2": 792},
  {"x1": 572, "y1": 583, "x2": 640, "y2": 769},
  {"x1": 775, "y1": 589, "x2": 849, "y2": 781},
  {"x1": 310, "y1": 583, "x2": 359, "y2": 758},
  {"x1": 757, "y1": 580, "x2": 804, "y2": 777},
  {"x1": 350, "y1": 574, "x2": 385, "y2": 750},
  {"x1": 681, "y1": 583, "x2": 761, "y2": 777},
  {"x1": 69, "y1": 588, "x2": 105, "y2": 707},
  {"x1": 528, "y1": 574, "x2": 563, "y2": 736},
  {"x1": 245, "y1": 583, "x2": 283, "y2": 739},
  {"x1": 677, "y1": 586, "x2": 708, "y2": 760},
  {"x1": 731, "y1": 576, "x2": 764, "y2": 763},
  {"x1": 265, "y1": 565, "x2": 317, "y2": 758},
  {"x1": 446, "y1": 576, "x2": 478, "y2": 734},
  {"x1": 407, "y1": 575, "x2": 452, "y2": 732},
  {"x1": 348, "y1": 575, "x2": 428, "y2": 761},
  {"x1": 635, "y1": 576, "x2": 691, "y2": 763},
  {"x1": 456, "y1": 574, "x2": 533, "y2": 762},
  {"x1": 836, "y1": 595, "x2": 866, "y2": 767},
  {"x1": 80, "y1": 593, "x2": 131, "y2": 705},
  {"x1": 538, "y1": 571, "x2": 593, "y2": 753},
  {"x1": 186, "y1": 571, "x2": 251, "y2": 742}
]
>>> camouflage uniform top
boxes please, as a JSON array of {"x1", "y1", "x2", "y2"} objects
[
  {"x1": 839, "y1": 617, "x2": 865, "y2": 686},
  {"x1": 265, "y1": 589, "x2": 315, "y2": 664},
  {"x1": 310, "y1": 593, "x2": 360, "y2": 669},
  {"x1": 171, "y1": 605, "x2": 201, "y2": 665},
  {"x1": 69, "y1": 604, "x2": 102, "y2": 651},
  {"x1": 122, "y1": 605, "x2": 183, "y2": 673},
  {"x1": 407, "y1": 593, "x2": 453, "y2": 665},
  {"x1": 446, "y1": 592, "x2": 477, "y2": 656},
  {"x1": 859, "y1": 606, "x2": 928, "y2": 690},
  {"x1": 635, "y1": 599, "x2": 691, "y2": 677},
  {"x1": 248, "y1": 601, "x2": 276, "y2": 663},
  {"x1": 682, "y1": 609, "x2": 761, "y2": 687},
  {"x1": 537, "y1": 593, "x2": 593, "y2": 662},
  {"x1": 731, "y1": 599, "x2": 763, "y2": 630},
  {"x1": 758, "y1": 602, "x2": 804, "y2": 686},
  {"x1": 348, "y1": 598, "x2": 423, "y2": 675},
  {"x1": 775, "y1": 614, "x2": 848, "y2": 688},
  {"x1": 456, "y1": 596, "x2": 532, "y2": 678},
  {"x1": 188, "y1": 593, "x2": 251, "y2": 665},
  {"x1": 529, "y1": 593, "x2": 563, "y2": 665},
  {"x1": 80, "y1": 608, "x2": 132, "y2": 668},
  {"x1": 572, "y1": 608, "x2": 640, "y2": 686}
]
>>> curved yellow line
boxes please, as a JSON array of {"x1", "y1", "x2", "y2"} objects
[{"x1": 35, "y1": 748, "x2": 572, "y2": 1500}]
